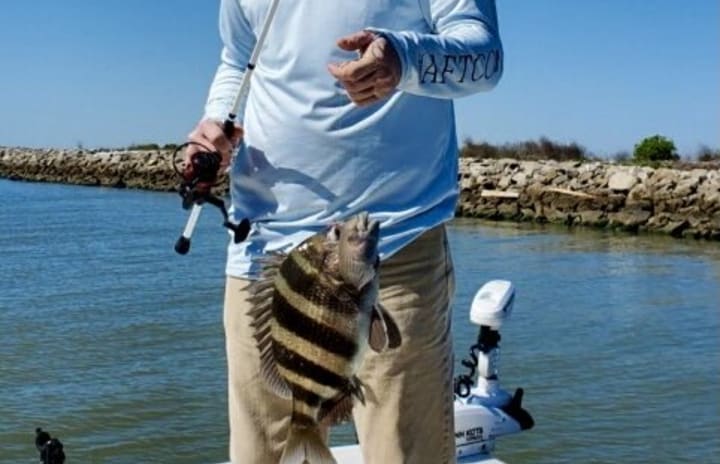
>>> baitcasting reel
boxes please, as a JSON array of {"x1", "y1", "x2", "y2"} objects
[{"x1": 172, "y1": 138, "x2": 251, "y2": 255}]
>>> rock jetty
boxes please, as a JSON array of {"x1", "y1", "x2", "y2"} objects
[
  {"x1": 1, "y1": 147, "x2": 718, "y2": 240},
  {"x1": 458, "y1": 157, "x2": 720, "y2": 240},
  {"x1": 0, "y1": 147, "x2": 192, "y2": 193}
]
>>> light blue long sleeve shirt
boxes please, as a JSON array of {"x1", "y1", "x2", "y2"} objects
[{"x1": 204, "y1": 0, "x2": 503, "y2": 278}]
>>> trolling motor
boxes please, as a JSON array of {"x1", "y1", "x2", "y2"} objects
[
  {"x1": 452, "y1": 280, "x2": 534, "y2": 460},
  {"x1": 35, "y1": 428, "x2": 65, "y2": 464},
  {"x1": 335, "y1": 280, "x2": 535, "y2": 463},
  {"x1": 173, "y1": 0, "x2": 281, "y2": 255}
]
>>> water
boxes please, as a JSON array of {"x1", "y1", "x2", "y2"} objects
[{"x1": 1, "y1": 179, "x2": 718, "y2": 463}]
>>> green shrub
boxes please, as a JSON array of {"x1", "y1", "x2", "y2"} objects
[
  {"x1": 632, "y1": 135, "x2": 678, "y2": 164},
  {"x1": 461, "y1": 137, "x2": 590, "y2": 162}
]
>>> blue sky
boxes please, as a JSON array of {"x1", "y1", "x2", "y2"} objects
[{"x1": 0, "y1": 0, "x2": 717, "y2": 157}]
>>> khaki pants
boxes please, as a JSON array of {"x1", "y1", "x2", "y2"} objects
[{"x1": 224, "y1": 226, "x2": 456, "y2": 464}]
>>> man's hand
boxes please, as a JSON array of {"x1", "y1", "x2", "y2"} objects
[
  {"x1": 328, "y1": 30, "x2": 401, "y2": 107},
  {"x1": 186, "y1": 119, "x2": 243, "y2": 170}
]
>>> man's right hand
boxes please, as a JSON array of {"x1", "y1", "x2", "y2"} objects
[{"x1": 186, "y1": 119, "x2": 244, "y2": 170}]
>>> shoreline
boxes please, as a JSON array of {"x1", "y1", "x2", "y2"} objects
[{"x1": 1, "y1": 147, "x2": 718, "y2": 240}]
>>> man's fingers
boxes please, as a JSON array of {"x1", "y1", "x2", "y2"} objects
[
  {"x1": 347, "y1": 87, "x2": 377, "y2": 102},
  {"x1": 203, "y1": 122, "x2": 234, "y2": 156},
  {"x1": 186, "y1": 120, "x2": 242, "y2": 169},
  {"x1": 184, "y1": 133, "x2": 213, "y2": 166},
  {"x1": 328, "y1": 59, "x2": 377, "y2": 83},
  {"x1": 329, "y1": 32, "x2": 401, "y2": 107},
  {"x1": 185, "y1": 141, "x2": 202, "y2": 157},
  {"x1": 347, "y1": 82, "x2": 395, "y2": 105},
  {"x1": 336, "y1": 30, "x2": 375, "y2": 52},
  {"x1": 351, "y1": 67, "x2": 394, "y2": 90},
  {"x1": 374, "y1": 74, "x2": 397, "y2": 92},
  {"x1": 346, "y1": 75, "x2": 384, "y2": 100},
  {"x1": 328, "y1": 57, "x2": 378, "y2": 84},
  {"x1": 229, "y1": 125, "x2": 244, "y2": 147},
  {"x1": 342, "y1": 70, "x2": 379, "y2": 92},
  {"x1": 353, "y1": 94, "x2": 380, "y2": 107},
  {"x1": 186, "y1": 129, "x2": 213, "y2": 155}
]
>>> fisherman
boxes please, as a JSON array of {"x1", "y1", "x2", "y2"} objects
[{"x1": 187, "y1": 1, "x2": 503, "y2": 462}]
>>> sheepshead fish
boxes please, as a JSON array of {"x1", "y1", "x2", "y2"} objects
[{"x1": 247, "y1": 212, "x2": 401, "y2": 464}]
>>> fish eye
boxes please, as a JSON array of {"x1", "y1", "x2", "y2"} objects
[{"x1": 326, "y1": 224, "x2": 341, "y2": 241}]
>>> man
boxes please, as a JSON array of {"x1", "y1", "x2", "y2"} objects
[{"x1": 188, "y1": 0, "x2": 503, "y2": 462}]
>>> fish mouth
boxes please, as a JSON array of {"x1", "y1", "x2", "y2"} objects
[
  {"x1": 341, "y1": 212, "x2": 380, "y2": 266},
  {"x1": 354, "y1": 212, "x2": 380, "y2": 242}
]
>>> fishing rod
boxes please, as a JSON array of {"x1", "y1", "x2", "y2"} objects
[{"x1": 174, "y1": 0, "x2": 281, "y2": 255}]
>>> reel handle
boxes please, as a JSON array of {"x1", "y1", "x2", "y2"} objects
[
  {"x1": 175, "y1": 236, "x2": 191, "y2": 255},
  {"x1": 175, "y1": 203, "x2": 203, "y2": 255}
]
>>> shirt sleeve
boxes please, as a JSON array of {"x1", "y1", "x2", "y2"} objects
[
  {"x1": 203, "y1": 0, "x2": 256, "y2": 122},
  {"x1": 368, "y1": 0, "x2": 503, "y2": 99}
]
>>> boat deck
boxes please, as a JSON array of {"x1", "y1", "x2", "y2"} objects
[
  {"x1": 218, "y1": 444, "x2": 504, "y2": 463},
  {"x1": 331, "y1": 444, "x2": 504, "y2": 463}
]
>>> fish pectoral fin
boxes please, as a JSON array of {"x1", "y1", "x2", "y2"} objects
[
  {"x1": 318, "y1": 393, "x2": 354, "y2": 427},
  {"x1": 348, "y1": 375, "x2": 365, "y2": 405},
  {"x1": 368, "y1": 309, "x2": 388, "y2": 352},
  {"x1": 369, "y1": 303, "x2": 402, "y2": 352}
]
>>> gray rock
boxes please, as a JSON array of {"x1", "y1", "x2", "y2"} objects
[
  {"x1": 497, "y1": 175, "x2": 512, "y2": 189},
  {"x1": 577, "y1": 210, "x2": 606, "y2": 226},
  {"x1": 609, "y1": 208, "x2": 652, "y2": 228},
  {"x1": 608, "y1": 171, "x2": 638, "y2": 192},
  {"x1": 661, "y1": 221, "x2": 690, "y2": 237},
  {"x1": 511, "y1": 171, "x2": 529, "y2": 187}
]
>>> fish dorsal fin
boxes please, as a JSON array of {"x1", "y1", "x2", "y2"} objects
[
  {"x1": 369, "y1": 303, "x2": 402, "y2": 352},
  {"x1": 247, "y1": 253, "x2": 292, "y2": 400}
]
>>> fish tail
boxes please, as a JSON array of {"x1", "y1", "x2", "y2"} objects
[{"x1": 280, "y1": 423, "x2": 336, "y2": 464}]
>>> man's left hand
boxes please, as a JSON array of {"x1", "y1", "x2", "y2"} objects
[{"x1": 328, "y1": 31, "x2": 401, "y2": 107}]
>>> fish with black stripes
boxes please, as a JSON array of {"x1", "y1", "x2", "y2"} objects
[{"x1": 247, "y1": 211, "x2": 401, "y2": 464}]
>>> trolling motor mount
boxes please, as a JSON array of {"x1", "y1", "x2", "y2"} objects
[{"x1": 172, "y1": 143, "x2": 251, "y2": 254}]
